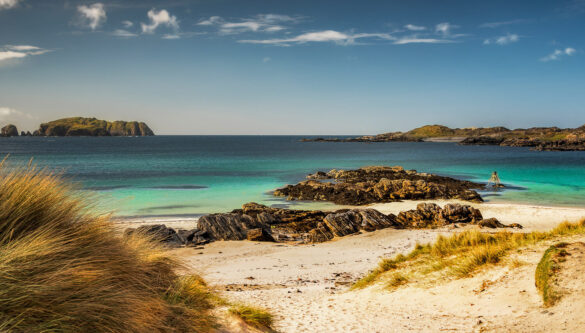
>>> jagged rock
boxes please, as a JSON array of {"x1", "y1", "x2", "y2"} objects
[
  {"x1": 307, "y1": 171, "x2": 331, "y2": 180},
  {"x1": 197, "y1": 213, "x2": 270, "y2": 241},
  {"x1": 246, "y1": 228, "x2": 276, "y2": 242},
  {"x1": 396, "y1": 203, "x2": 483, "y2": 228},
  {"x1": 124, "y1": 224, "x2": 184, "y2": 247},
  {"x1": 323, "y1": 209, "x2": 398, "y2": 237},
  {"x1": 1, "y1": 124, "x2": 18, "y2": 137},
  {"x1": 274, "y1": 166, "x2": 484, "y2": 205},
  {"x1": 176, "y1": 229, "x2": 210, "y2": 246}
]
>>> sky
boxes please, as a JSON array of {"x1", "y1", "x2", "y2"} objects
[{"x1": 0, "y1": 0, "x2": 584, "y2": 135}]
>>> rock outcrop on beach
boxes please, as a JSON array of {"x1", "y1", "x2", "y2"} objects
[
  {"x1": 302, "y1": 124, "x2": 585, "y2": 151},
  {"x1": 33, "y1": 117, "x2": 154, "y2": 136},
  {"x1": 0, "y1": 124, "x2": 18, "y2": 137},
  {"x1": 125, "y1": 202, "x2": 521, "y2": 247},
  {"x1": 274, "y1": 166, "x2": 484, "y2": 205}
]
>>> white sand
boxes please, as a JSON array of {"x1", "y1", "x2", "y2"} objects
[{"x1": 172, "y1": 201, "x2": 585, "y2": 332}]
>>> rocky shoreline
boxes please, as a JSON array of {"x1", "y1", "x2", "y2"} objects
[
  {"x1": 301, "y1": 124, "x2": 585, "y2": 151},
  {"x1": 124, "y1": 201, "x2": 521, "y2": 247},
  {"x1": 124, "y1": 165, "x2": 511, "y2": 247}
]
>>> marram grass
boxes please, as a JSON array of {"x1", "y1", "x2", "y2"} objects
[
  {"x1": 353, "y1": 219, "x2": 585, "y2": 290},
  {"x1": 0, "y1": 164, "x2": 216, "y2": 332}
]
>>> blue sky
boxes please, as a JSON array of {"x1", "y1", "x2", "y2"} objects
[{"x1": 0, "y1": 0, "x2": 584, "y2": 134}]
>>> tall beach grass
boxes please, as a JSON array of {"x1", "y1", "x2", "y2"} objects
[{"x1": 0, "y1": 163, "x2": 215, "y2": 332}]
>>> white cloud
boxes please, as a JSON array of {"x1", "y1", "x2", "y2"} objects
[
  {"x1": 112, "y1": 29, "x2": 137, "y2": 38},
  {"x1": 122, "y1": 20, "x2": 133, "y2": 28},
  {"x1": 0, "y1": 0, "x2": 20, "y2": 10},
  {"x1": 162, "y1": 34, "x2": 180, "y2": 39},
  {"x1": 479, "y1": 19, "x2": 527, "y2": 28},
  {"x1": 0, "y1": 45, "x2": 50, "y2": 63},
  {"x1": 540, "y1": 47, "x2": 577, "y2": 62},
  {"x1": 197, "y1": 16, "x2": 222, "y2": 26},
  {"x1": 435, "y1": 22, "x2": 457, "y2": 35},
  {"x1": 198, "y1": 14, "x2": 297, "y2": 34},
  {"x1": 262, "y1": 57, "x2": 271, "y2": 63},
  {"x1": 141, "y1": 9, "x2": 179, "y2": 34},
  {"x1": 405, "y1": 24, "x2": 426, "y2": 31},
  {"x1": 0, "y1": 50, "x2": 27, "y2": 62},
  {"x1": 239, "y1": 30, "x2": 394, "y2": 46},
  {"x1": 483, "y1": 33, "x2": 520, "y2": 45},
  {"x1": 394, "y1": 38, "x2": 453, "y2": 45},
  {"x1": 4, "y1": 45, "x2": 40, "y2": 51},
  {"x1": 0, "y1": 107, "x2": 34, "y2": 123},
  {"x1": 77, "y1": 3, "x2": 107, "y2": 31}
]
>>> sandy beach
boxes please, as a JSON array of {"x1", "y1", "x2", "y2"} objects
[{"x1": 162, "y1": 200, "x2": 585, "y2": 332}]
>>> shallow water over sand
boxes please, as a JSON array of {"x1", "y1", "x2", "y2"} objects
[{"x1": 1, "y1": 135, "x2": 584, "y2": 216}]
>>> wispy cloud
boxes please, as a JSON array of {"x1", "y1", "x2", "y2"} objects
[
  {"x1": 112, "y1": 29, "x2": 138, "y2": 38},
  {"x1": 479, "y1": 19, "x2": 528, "y2": 28},
  {"x1": 483, "y1": 33, "x2": 520, "y2": 45},
  {"x1": 404, "y1": 24, "x2": 426, "y2": 31},
  {"x1": 540, "y1": 47, "x2": 576, "y2": 62},
  {"x1": 0, "y1": 45, "x2": 50, "y2": 64},
  {"x1": 435, "y1": 22, "x2": 457, "y2": 35},
  {"x1": 262, "y1": 57, "x2": 271, "y2": 63},
  {"x1": 394, "y1": 38, "x2": 454, "y2": 45},
  {"x1": 122, "y1": 20, "x2": 133, "y2": 28},
  {"x1": 0, "y1": 107, "x2": 35, "y2": 124},
  {"x1": 239, "y1": 30, "x2": 394, "y2": 46},
  {"x1": 0, "y1": 0, "x2": 21, "y2": 10},
  {"x1": 77, "y1": 3, "x2": 107, "y2": 31},
  {"x1": 141, "y1": 9, "x2": 179, "y2": 34},
  {"x1": 198, "y1": 14, "x2": 298, "y2": 35}
]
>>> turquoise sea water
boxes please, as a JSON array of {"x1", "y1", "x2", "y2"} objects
[{"x1": 0, "y1": 136, "x2": 584, "y2": 217}]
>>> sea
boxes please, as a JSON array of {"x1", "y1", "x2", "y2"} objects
[{"x1": 1, "y1": 135, "x2": 584, "y2": 218}]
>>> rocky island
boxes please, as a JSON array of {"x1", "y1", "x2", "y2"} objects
[
  {"x1": 302, "y1": 124, "x2": 585, "y2": 151},
  {"x1": 32, "y1": 117, "x2": 154, "y2": 136},
  {"x1": 274, "y1": 165, "x2": 484, "y2": 205}
]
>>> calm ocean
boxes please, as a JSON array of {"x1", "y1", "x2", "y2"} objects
[{"x1": 1, "y1": 136, "x2": 584, "y2": 217}]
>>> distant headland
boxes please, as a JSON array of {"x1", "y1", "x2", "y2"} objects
[
  {"x1": 301, "y1": 124, "x2": 585, "y2": 151},
  {"x1": 0, "y1": 117, "x2": 154, "y2": 137}
]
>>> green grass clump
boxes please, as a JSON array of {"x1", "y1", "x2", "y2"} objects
[
  {"x1": 535, "y1": 243, "x2": 569, "y2": 307},
  {"x1": 229, "y1": 304, "x2": 274, "y2": 329},
  {"x1": 0, "y1": 163, "x2": 216, "y2": 332},
  {"x1": 354, "y1": 220, "x2": 585, "y2": 290}
]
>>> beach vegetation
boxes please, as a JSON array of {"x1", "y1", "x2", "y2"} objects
[
  {"x1": 535, "y1": 242, "x2": 569, "y2": 307},
  {"x1": 353, "y1": 219, "x2": 585, "y2": 290},
  {"x1": 228, "y1": 304, "x2": 274, "y2": 329},
  {"x1": 0, "y1": 164, "x2": 216, "y2": 332}
]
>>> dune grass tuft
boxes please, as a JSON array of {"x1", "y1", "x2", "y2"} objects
[
  {"x1": 229, "y1": 304, "x2": 274, "y2": 329},
  {"x1": 354, "y1": 219, "x2": 585, "y2": 290},
  {"x1": 535, "y1": 243, "x2": 569, "y2": 307},
  {"x1": 0, "y1": 164, "x2": 216, "y2": 332}
]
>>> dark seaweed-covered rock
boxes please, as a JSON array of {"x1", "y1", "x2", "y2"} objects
[{"x1": 274, "y1": 166, "x2": 483, "y2": 205}]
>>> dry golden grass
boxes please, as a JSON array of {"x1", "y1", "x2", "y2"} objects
[
  {"x1": 353, "y1": 219, "x2": 585, "y2": 290},
  {"x1": 0, "y1": 164, "x2": 216, "y2": 332}
]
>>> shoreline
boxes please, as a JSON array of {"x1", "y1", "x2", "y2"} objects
[{"x1": 114, "y1": 200, "x2": 585, "y2": 231}]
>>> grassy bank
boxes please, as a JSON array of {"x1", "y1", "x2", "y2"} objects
[
  {"x1": 535, "y1": 243, "x2": 569, "y2": 307},
  {"x1": 0, "y1": 165, "x2": 216, "y2": 332},
  {"x1": 353, "y1": 220, "x2": 585, "y2": 290}
]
